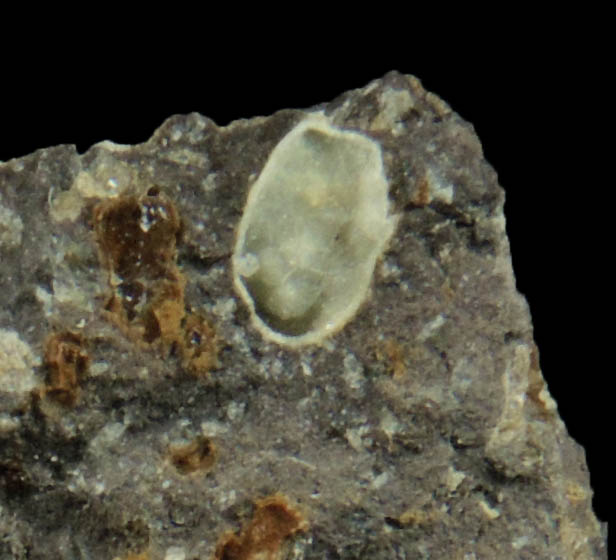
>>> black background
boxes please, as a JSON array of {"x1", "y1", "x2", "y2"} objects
[{"x1": 1, "y1": 46, "x2": 609, "y2": 525}]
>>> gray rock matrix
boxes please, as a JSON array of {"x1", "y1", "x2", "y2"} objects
[{"x1": 0, "y1": 72, "x2": 606, "y2": 559}]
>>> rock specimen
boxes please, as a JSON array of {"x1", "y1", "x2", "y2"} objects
[{"x1": 0, "y1": 72, "x2": 606, "y2": 559}]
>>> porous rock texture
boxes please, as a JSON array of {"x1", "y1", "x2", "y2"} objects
[{"x1": 0, "y1": 72, "x2": 606, "y2": 559}]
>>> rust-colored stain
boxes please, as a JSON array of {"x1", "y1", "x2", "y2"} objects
[
  {"x1": 214, "y1": 495, "x2": 308, "y2": 560},
  {"x1": 93, "y1": 189, "x2": 219, "y2": 375},
  {"x1": 43, "y1": 331, "x2": 89, "y2": 406},
  {"x1": 169, "y1": 435, "x2": 216, "y2": 475}
]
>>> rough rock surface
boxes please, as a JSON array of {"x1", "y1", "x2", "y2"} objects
[{"x1": 0, "y1": 72, "x2": 606, "y2": 559}]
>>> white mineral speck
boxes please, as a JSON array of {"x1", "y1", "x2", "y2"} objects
[
  {"x1": 301, "y1": 361, "x2": 312, "y2": 377},
  {"x1": 165, "y1": 546, "x2": 186, "y2": 560},
  {"x1": 342, "y1": 352, "x2": 364, "y2": 391},
  {"x1": 380, "y1": 258, "x2": 401, "y2": 279},
  {"x1": 345, "y1": 428, "x2": 364, "y2": 452},
  {"x1": 201, "y1": 420, "x2": 227, "y2": 437},
  {"x1": 363, "y1": 81, "x2": 379, "y2": 95},
  {"x1": 202, "y1": 173, "x2": 218, "y2": 192},
  {"x1": 0, "y1": 414, "x2": 19, "y2": 433},
  {"x1": 512, "y1": 535, "x2": 530, "y2": 549},
  {"x1": 236, "y1": 252, "x2": 260, "y2": 277},
  {"x1": 212, "y1": 297, "x2": 237, "y2": 321},
  {"x1": 0, "y1": 204, "x2": 24, "y2": 248},
  {"x1": 35, "y1": 286, "x2": 53, "y2": 317},
  {"x1": 370, "y1": 87, "x2": 415, "y2": 133},
  {"x1": 89, "y1": 362, "x2": 109, "y2": 377},
  {"x1": 371, "y1": 472, "x2": 390, "y2": 489},
  {"x1": 478, "y1": 499, "x2": 500, "y2": 520},
  {"x1": 379, "y1": 409, "x2": 401, "y2": 440},
  {"x1": 218, "y1": 489, "x2": 237, "y2": 509},
  {"x1": 227, "y1": 401, "x2": 245, "y2": 421},
  {"x1": 89, "y1": 422, "x2": 126, "y2": 456},
  {"x1": 0, "y1": 329, "x2": 39, "y2": 398},
  {"x1": 425, "y1": 168, "x2": 454, "y2": 204},
  {"x1": 171, "y1": 127, "x2": 183, "y2": 142},
  {"x1": 417, "y1": 314, "x2": 446, "y2": 342},
  {"x1": 445, "y1": 466, "x2": 466, "y2": 493}
]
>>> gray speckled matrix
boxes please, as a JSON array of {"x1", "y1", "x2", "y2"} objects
[{"x1": 0, "y1": 72, "x2": 607, "y2": 560}]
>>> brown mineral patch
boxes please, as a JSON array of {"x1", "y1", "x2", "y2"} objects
[
  {"x1": 42, "y1": 331, "x2": 89, "y2": 406},
  {"x1": 0, "y1": 459, "x2": 32, "y2": 496},
  {"x1": 182, "y1": 313, "x2": 220, "y2": 375},
  {"x1": 169, "y1": 435, "x2": 216, "y2": 475},
  {"x1": 142, "y1": 276, "x2": 187, "y2": 346},
  {"x1": 94, "y1": 189, "x2": 183, "y2": 349},
  {"x1": 526, "y1": 345, "x2": 544, "y2": 402},
  {"x1": 525, "y1": 343, "x2": 555, "y2": 418},
  {"x1": 214, "y1": 495, "x2": 308, "y2": 560},
  {"x1": 93, "y1": 191, "x2": 180, "y2": 283},
  {"x1": 440, "y1": 278, "x2": 455, "y2": 302},
  {"x1": 93, "y1": 189, "x2": 219, "y2": 375},
  {"x1": 425, "y1": 91, "x2": 452, "y2": 119},
  {"x1": 375, "y1": 339, "x2": 407, "y2": 379},
  {"x1": 411, "y1": 175, "x2": 431, "y2": 207},
  {"x1": 529, "y1": 342, "x2": 540, "y2": 372},
  {"x1": 398, "y1": 507, "x2": 440, "y2": 527},
  {"x1": 565, "y1": 481, "x2": 589, "y2": 504}
]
